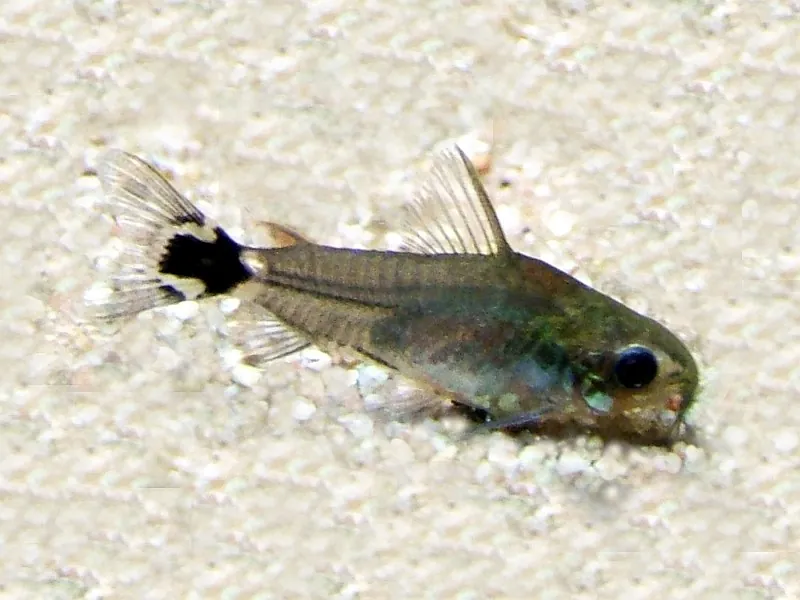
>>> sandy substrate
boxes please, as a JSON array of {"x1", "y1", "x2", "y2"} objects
[{"x1": 1, "y1": 1, "x2": 798, "y2": 598}]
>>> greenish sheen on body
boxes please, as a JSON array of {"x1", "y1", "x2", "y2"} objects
[{"x1": 86, "y1": 145, "x2": 699, "y2": 443}]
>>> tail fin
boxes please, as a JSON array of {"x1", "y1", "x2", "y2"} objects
[{"x1": 85, "y1": 150, "x2": 252, "y2": 320}]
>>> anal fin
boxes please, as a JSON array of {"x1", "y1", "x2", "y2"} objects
[{"x1": 224, "y1": 301, "x2": 310, "y2": 367}]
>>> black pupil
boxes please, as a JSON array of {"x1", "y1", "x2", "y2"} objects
[{"x1": 614, "y1": 346, "x2": 658, "y2": 389}]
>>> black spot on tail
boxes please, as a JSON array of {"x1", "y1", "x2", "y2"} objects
[{"x1": 159, "y1": 227, "x2": 251, "y2": 295}]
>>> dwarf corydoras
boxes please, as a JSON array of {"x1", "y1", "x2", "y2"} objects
[{"x1": 86, "y1": 146, "x2": 698, "y2": 442}]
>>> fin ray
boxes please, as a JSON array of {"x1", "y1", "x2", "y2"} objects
[
  {"x1": 98, "y1": 150, "x2": 206, "y2": 229},
  {"x1": 225, "y1": 302, "x2": 310, "y2": 367},
  {"x1": 398, "y1": 145, "x2": 512, "y2": 257},
  {"x1": 83, "y1": 279, "x2": 186, "y2": 321},
  {"x1": 354, "y1": 366, "x2": 448, "y2": 422},
  {"x1": 85, "y1": 150, "x2": 248, "y2": 320}
]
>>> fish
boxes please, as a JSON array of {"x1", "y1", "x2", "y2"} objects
[{"x1": 84, "y1": 145, "x2": 699, "y2": 443}]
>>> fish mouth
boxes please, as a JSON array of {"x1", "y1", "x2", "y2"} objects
[
  {"x1": 666, "y1": 385, "x2": 698, "y2": 440},
  {"x1": 666, "y1": 392, "x2": 683, "y2": 413},
  {"x1": 666, "y1": 367, "x2": 698, "y2": 419}
]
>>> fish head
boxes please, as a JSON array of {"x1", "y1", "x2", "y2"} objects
[{"x1": 557, "y1": 289, "x2": 700, "y2": 440}]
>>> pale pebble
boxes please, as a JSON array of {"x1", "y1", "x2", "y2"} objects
[
  {"x1": 231, "y1": 364, "x2": 262, "y2": 388},
  {"x1": 774, "y1": 429, "x2": 798, "y2": 453},
  {"x1": 722, "y1": 425, "x2": 748, "y2": 447},
  {"x1": 383, "y1": 231, "x2": 404, "y2": 251},
  {"x1": 291, "y1": 399, "x2": 317, "y2": 422},
  {"x1": 388, "y1": 438, "x2": 415, "y2": 463},
  {"x1": 518, "y1": 445, "x2": 548, "y2": 470},
  {"x1": 356, "y1": 364, "x2": 390, "y2": 394},
  {"x1": 653, "y1": 453, "x2": 683, "y2": 474},
  {"x1": 70, "y1": 404, "x2": 101, "y2": 427},
  {"x1": 474, "y1": 460, "x2": 493, "y2": 484},
  {"x1": 555, "y1": 452, "x2": 591, "y2": 476},
  {"x1": 533, "y1": 183, "x2": 552, "y2": 198},
  {"x1": 546, "y1": 209, "x2": 576, "y2": 238},
  {"x1": 167, "y1": 300, "x2": 200, "y2": 321},
  {"x1": 338, "y1": 414, "x2": 374, "y2": 439},
  {"x1": 680, "y1": 444, "x2": 706, "y2": 471},
  {"x1": 486, "y1": 437, "x2": 521, "y2": 471},
  {"x1": 298, "y1": 348, "x2": 332, "y2": 371},
  {"x1": 219, "y1": 298, "x2": 240, "y2": 314}
]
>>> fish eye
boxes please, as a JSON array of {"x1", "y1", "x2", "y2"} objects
[{"x1": 613, "y1": 345, "x2": 658, "y2": 389}]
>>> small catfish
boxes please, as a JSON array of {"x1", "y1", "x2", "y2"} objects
[{"x1": 86, "y1": 146, "x2": 699, "y2": 442}]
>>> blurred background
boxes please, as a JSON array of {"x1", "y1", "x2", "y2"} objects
[{"x1": 1, "y1": 1, "x2": 798, "y2": 598}]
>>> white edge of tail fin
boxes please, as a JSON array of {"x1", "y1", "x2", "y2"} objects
[{"x1": 82, "y1": 150, "x2": 221, "y2": 321}]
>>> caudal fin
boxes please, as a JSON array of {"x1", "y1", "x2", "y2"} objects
[{"x1": 85, "y1": 150, "x2": 252, "y2": 320}]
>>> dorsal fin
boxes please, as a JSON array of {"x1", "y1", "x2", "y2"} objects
[{"x1": 398, "y1": 145, "x2": 513, "y2": 257}]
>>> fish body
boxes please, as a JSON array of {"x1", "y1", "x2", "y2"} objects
[{"x1": 88, "y1": 146, "x2": 699, "y2": 442}]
